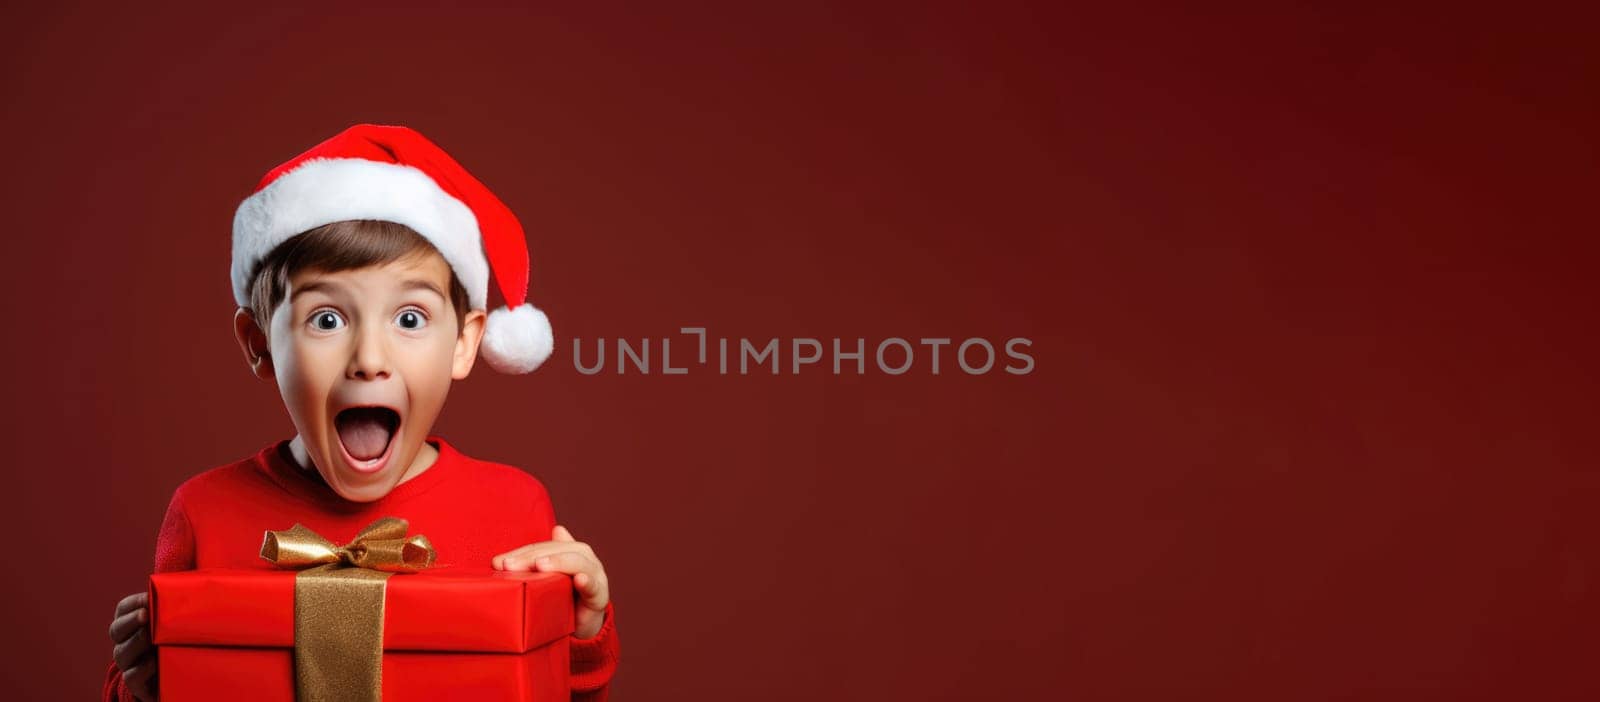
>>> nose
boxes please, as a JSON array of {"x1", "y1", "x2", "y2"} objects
[{"x1": 346, "y1": 321, "x2": 393, "y2": 381}]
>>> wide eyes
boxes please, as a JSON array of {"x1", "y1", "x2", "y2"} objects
[
  {"x1": 306, "y1": 308, "x2": 428, "y2": 332},
  {"x1": 396, "y1": 309, "x2": 427, "y2": 330},
  {"x1": 311, "y1": 310, "x2": 345, "y2": 331}
]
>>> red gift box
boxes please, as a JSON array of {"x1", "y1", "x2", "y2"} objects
[{"x1": 149, "y1": 568, "x2": 574, "y2": 701}]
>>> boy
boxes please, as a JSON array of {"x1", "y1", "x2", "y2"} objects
[{"x1": 103, "y1": 124, "x2": 619, "y2": 701}]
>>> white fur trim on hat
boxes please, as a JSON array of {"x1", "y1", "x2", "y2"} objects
[
  {"x1": 231, "y1": 157, "x2": 490, "y2": 310},
  {"x1": 481, "y1": 303, "x2": 554, "y2": 374}
]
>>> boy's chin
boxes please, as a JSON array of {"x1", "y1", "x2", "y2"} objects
[
  {"x1": 321, "y1": 466, "x2": 402, "y2": 502},
  {"x1": 317, "y1": 437, "x2": 413, "y2": 502},
  {"x1": 325, "y1": 481, "x2": 395, "y2": 503}
]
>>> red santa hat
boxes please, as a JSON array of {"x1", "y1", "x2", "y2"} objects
[{"x1": 230, "y1": 123, "x2": 553, "y2": 374}]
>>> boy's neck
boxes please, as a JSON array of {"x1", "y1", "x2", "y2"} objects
[{"x1": 285, "y1": 434, "x2": 440, "y2": 489}]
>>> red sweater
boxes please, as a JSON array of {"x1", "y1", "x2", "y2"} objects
[{"x1": 103, "y1": 435, "x2": 619, "y2": 701}]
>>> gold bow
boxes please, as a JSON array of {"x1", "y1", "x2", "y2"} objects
[{"x1": 260, "y1": 517, "x2": 436, "y2": 702}]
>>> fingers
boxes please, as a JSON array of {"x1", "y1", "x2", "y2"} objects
[
  {"x1": 527, "y1": 551, "x2": 610, "y2": 609},
  {"x1": 530, "y1": 550, "x2": 593, "y2": 575},
  {"x1": 114, "y1": 592, "x2": 148, "y2": 618},
  {"x1": 113, "y1": 624, "x2": 153, "y2": 670},
  {"x1": 491, "y1": 543, "x2": 552, "y2": 570},
  {"x1": 488, "y1": 532, "x2": 611, "y2": 615},
  {"x1": 495, "y1": 543, "x2": 596, "y2": 572},
  {"x1": 571, "y1": 569, "x2": 611, "y2": 611},
  {"x1": 108, "y1": 606, "x2": 147, "y2": 644},
  {"x1": 122, "y1": 659, "x2": 157, "y2": 701},
  {"x1": 491, "y1": 544, "x2": 535, "y2": 570},
  {"x1": 492, "y1": 539, "x2": 596, "y2": 571}
]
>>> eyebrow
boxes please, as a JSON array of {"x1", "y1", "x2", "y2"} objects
[
  {"x1": 400, "y1": 279, "x2": 447, "y2": 301},
  {"x1": 289, "y1": 280, "x2": 341, "y2": 302},
  {"x1": 288, "y1": 278, "x2": 445, "y2": 302}
]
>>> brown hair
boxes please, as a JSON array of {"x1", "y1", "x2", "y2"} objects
[{"x1": 246, "y1": 220, "x2": 471, "y2": 336}]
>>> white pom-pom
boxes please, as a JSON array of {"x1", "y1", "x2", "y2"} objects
[{"x1": 481, "y1": 304, "x2": 554, "y2": 374}]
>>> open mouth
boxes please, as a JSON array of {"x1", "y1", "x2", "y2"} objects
[{"x1": 334, "y1": 406, "x2": 400, "y2": 474}]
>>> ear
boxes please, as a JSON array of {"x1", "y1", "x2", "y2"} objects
[
  {"x1": 452, "y1": 308, "x2": 488, "y2": 380},
  {"x1": 233, "y1": 307, "x2": 276, "y2": 380}
]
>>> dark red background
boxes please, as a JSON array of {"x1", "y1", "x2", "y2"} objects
[{"x1": 3, "y1": 2, "x2": 1595, "y2": 699}]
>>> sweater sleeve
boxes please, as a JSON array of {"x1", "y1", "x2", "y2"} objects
[
  {"x1": 571, "y1": 600, "x2": 621, "y2": 701},
  {"x1": 526, "y1": 474, "x2": 622, "y2": 699},
  {"x1": 104, "y1": 489, "x2": 196, "y2": 702}
]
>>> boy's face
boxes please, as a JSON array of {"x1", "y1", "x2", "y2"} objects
[{"x1": 238, "y1": 250, "x2": 485, "y2": 503}]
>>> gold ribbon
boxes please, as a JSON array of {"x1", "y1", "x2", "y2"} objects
[{"x1": 260, "y1": 517, "x2": 436, "y2": 702}]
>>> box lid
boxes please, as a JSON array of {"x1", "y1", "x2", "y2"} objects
[{"x1": 150, "y1": 568, "x2": 574, "y2": 653}]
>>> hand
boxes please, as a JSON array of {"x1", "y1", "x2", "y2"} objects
[
  {"x1": 109, "y1": 591, "x2": 157, "y2": 701},
  {"x1": 492, "y1": 525, "x2": 611, "y2": 639}
]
